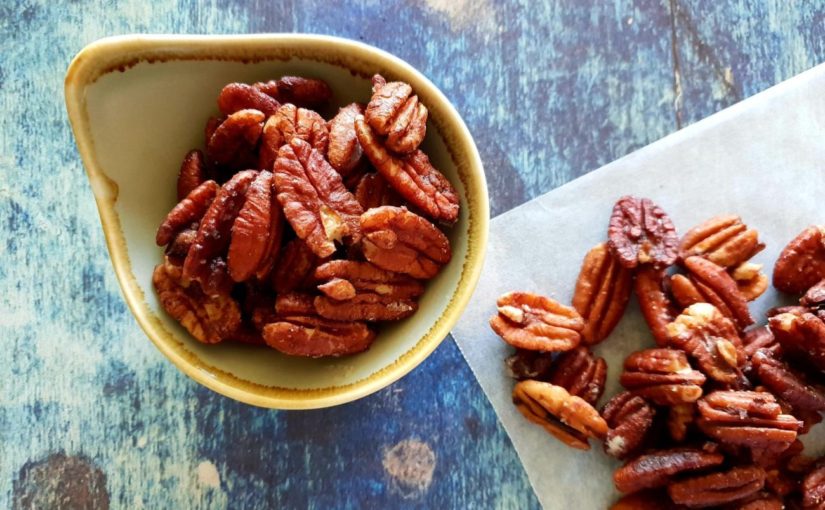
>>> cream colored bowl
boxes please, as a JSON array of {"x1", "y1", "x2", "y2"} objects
[{"x1": 65, "y1": 34, "x2": 489, "y2": 409}]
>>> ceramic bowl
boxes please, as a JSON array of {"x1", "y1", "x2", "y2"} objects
[{"x1": 65, "y1": 34, "x2": 488, "y2": 409}]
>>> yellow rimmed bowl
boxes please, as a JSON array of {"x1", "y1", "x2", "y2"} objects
[{"x1": 65, "y1": 34, "x2": 489, "y2": 409}]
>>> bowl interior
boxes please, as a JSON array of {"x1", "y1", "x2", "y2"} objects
[{"x1": 67, "y1": 36, "x2": 486, "y2": 408}]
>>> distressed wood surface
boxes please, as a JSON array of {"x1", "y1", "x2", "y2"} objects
[{"x1": 2, "y1": 1, "x2": 824, "y2": 508}]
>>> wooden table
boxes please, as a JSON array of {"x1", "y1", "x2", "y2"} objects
[{"x1": 4, "y1": 2, "x2": 823, "y2": 508}]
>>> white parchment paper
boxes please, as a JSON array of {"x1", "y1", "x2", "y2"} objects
[{"x1": 452, "y1": 64, "x2": 825, "y2": 509}]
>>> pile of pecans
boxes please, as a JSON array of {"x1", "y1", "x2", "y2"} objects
[
  {"x1": 491, "y1": 196, "x2": 825, "y2": 509},
  {"x1": 152, "y1": 74, "x2": 459, "y2": 357}
]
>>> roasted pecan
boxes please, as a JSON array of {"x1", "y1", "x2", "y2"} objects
[
  {"x1": 274, "y1": 292, "x2": 316, "y2": 316},
  {"x1": 767, "y1": 305, "x2": 811, "y2": 318},
  {"x1": 572, "y1": 243, "x2": 633, "y2": 345},
  {"x1": 742, "y1": 326, "x2": 778, "y2": 360},
  {"x1": 365, "y1": 75, "x2": 428, "y2": 154},
  {"x1": 619, "y1": 348, "x2": 706, "y2": 405},
  {"x1": 802, "y1": 463, "x2": 825, "y2": 509},
  {"x1": 666, "y1": 303, "x2": 746, "y2": 385},
  {"x1": 355, "y1": 117, "x2": 459, "y2": 224},
  {"x1": 354, "y1": 173, "x2": 403, "y2": 210},
  {"x1": 490, "y1": 291, "x2": 584, "y2": 352},
  {"x1": 730, "y1": 262, "x2": 769, "y2": 302},
  {"x1": 668, "y1": 403, "x2": 695, "y2": 442},
  {"x1": 512, "y1": 380, "x2": 607, "y2": 450},
  {"x1": 218, "y1": 82, "x2": 281, "y2": 117},
  {"x1": 770, "y1": 312, "x2": 825, "y2": 371},
  {"x1": 505, "y1": 349, "x2": 554, "y2": 381},
  {"x1": 206, "y1": 109, "x2": 265, "y2": 165},
  {"x1": 678, "y1": 215, "x2": 764, "y2": 269},
  {"x1": 273, "y1": 238, "x2": 323, "y2": 293},
  {"x1": 327, "y1": 103, "x2": 366, "y2": 176},
  {"x1": 227, "y1": 171, "x2": 274, "y2": 282},
  {"x1": 607, "y1": 196, "x2": 678, "y2": 269},
  {"x1": 360, "y1": 206, "x2": 451, "y2": 279},
  {"x1": 165, "y1": 227, "x2": 198, "y2": 264},
  {"x1": 153, "y1": 259, "x2": 241, "y2": 344},
  {"x1": 678, "y1": 257, "x2": 754, "y2": 329},
  {"x1": 635, "y1": 267, "x2": 677, "y2": 346},
  {"x1": 773, "y1": 226, "x2": 825, "y2": 294},
  {"x1": 610, "y1": 490, "x2": 686, "y2": 510},
  {"x1": 601, "y1": 391, "x2": 655, "y2": 459},
  {"x1": 258, "y1": 103, "x2": 329, "y2": 171},
  {"x1": 547, "y1": 346, "x2": 607, "y2": 405},
  {"x1": 262, "y1": 316, "x2": 375, "y2": 357},
  {"x1": 752, "y1": 349, "x2": 825, "y2": 412},
  {"x1": 156, "y1": 180, "x2": 219, "y2": 247},
  {"x1": 668, "y1": 465, "x2": 766, "y2": 508},
  {"x1": 273, "y1": 137, "x2": 363, "y2": 258},
  {"x1": 177, "y1": 149, "x2": 207, "y2": 201},
  {"x1": 252, "y1": 191, "x2": 284, "y2": 281},
  {"x1": 802, "y1": 278, "x2": 825, "y2": 308},
  {"x1": 254, "y1": 76, "x2": 332, "y2": 109},
  {"x1": 613, "y1": 447, "x2": 725, "y2": 494}
]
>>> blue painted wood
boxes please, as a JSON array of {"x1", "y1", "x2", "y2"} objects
[{"x1": 2, "y1": 1, "x2": 824, "y2": 508}]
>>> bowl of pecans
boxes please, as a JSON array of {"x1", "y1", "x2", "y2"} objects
[{"x1": 65, "y1": 34, "x2": 488, "y2": 409}]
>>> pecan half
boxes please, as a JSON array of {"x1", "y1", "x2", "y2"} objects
[
  {"x1": 258, "y1": 103, "x2": 329, "y2": 171},
  {"x1": 206, "y1": 109, "x2": 265, "y2": 165},
  {"x1": 365, "y1": 75, "x2": 428, "y2": 154},
  {"x1": 730, "y1": 262, "x2": 769, "y2": 302},
  {"x1": 252, "y1": 191, "x2": 284, "y2": 281},
  {"x1": 620, "y1": 348, "x2": 706, "y2": 405},
  {"x1": 218, "y1": 82, "x2": 281, "y2": 117},
  {"x1": 668, "y1": 403, "x2": 695, "y2": 442},
  {"x1": 774, "y1": 226, "x2": 825, "y2": 294},
  {"x1": 742, "y1": 327, "x2": 779, "y2": 366},
  {"x1": 601, "y1": 391, "x2": 655, "y2": 459},
  {"x1": 668, "y1": 465, "x2": 766, "y2": 508},
  {"x1": 680, "y1": 256, "x2": 754, "y2": 329},
  {"x1": 770, "y1": 312, "x2": 825, "y2": 371},
  {"x1": 156, "y1": 180, "x2": 219, "y2": 247},
  {"x1": 177, "y1": 149, "x2": 207, "y2": 201},
  {"x1": 227, "y1": 171, "x2": 273, "y2": 282},
  {"x1": 802, "y1": 278, "x2": 825, "y2": 308},
  {"x1": 355, "y1": 173, "x2": 403, "y2": 210},
  {"x1": 678, "y1": 215, "x2": 764, "y2": 269},
  {"x1": 512, "y1": 380, "x2": 607, "y2": 450},
  {"x1": 254, "y1": 76, "x2": 332, "y2": 109},
  {"x1": 360, "y1": 206, "x2": 451, "y2": 279},
  {"x1": 273, "y1": 239, "x2": 323, "y2": 293},
  {"x1": 262, "y1": 316, "x2": 375, "y2": 357},
  {"x1": 666, "y1": 303, "x2": 746, "y2": 385},
  {"x1": 274, "y1": 292, "x2": 316, "y2": 316},
  {"x1": 613, "y1": 447, "x2": 725, "y2": 494},
  {"x1": 355, "y1": 117, "x2": 459, "y2": 224},
  {"x1": 802, "y1": 463, "x2": 825, "y2": 509},
  {"x1": 165, "y1": 227, "x2": 198, "y2": 264},
  {"x1": 635, "y1": 267, "x2": 677, "y2": 346},
  {"x1": 752, "y1": 349, "x2": 825, "y2": 412},
  {"x1": 607, "y1": 196, "x2": 678, "y2": 269},
  {"x1": 505, "y1": 349, "x2": 554, "y2": 381},
  {"x1": 327, "y1": 102, "x2": 366, "y2": 176},
  {"x1": 274, "y1": 137, "x2": 363, "y2": 257},
  {"x1": 490, "y1": 291, "x2": 584, "y2": 352},
  {"x1": 572, "y1": 243, "x2": 633, "y2": 345},
  {"x1": 547, "y1": 346, "x2": 606, "y2": 405}
]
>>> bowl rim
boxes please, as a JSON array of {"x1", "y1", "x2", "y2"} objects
[{"x1": 64, "y1": 33, "x2": 489, "y2": 409}]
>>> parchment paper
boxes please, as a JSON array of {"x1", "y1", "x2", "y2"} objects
[{"x1": 452, "y1": 63, "x2": 825, "y2": 509}]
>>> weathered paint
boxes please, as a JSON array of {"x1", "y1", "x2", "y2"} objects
[{"x1": 2, "y1": 0, "x2": 824, "y2": 508}]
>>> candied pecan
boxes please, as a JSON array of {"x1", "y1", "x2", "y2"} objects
[
  {"x1": 607, "y1": 196, "x2": 678, "y2": 269},
  {"x1": 505, "y1": 349, "x2": 554, "y2": 380},
  {"x1": 252, "y1": 190, "x2": 284, "y2": 281},
  {"x1": 318, "y1": 278, "x2": 357, "y2": 301},
  {"x1": 206, "y1": 109, "x2": 265, "y2": 165},
  {"x1": 274, "y1": 292, "x2": 316, "y2": 316},
  {"x1": 610, "y1": 490, "x2": 686, "y2": 510},
  {"x1": 774, "y1": 226, "x2": 825, "y2": 294},
  {"x1": 679, "y1": 215, "x2": 764, "y2": 269},
  {"x1": 620, "y1": 348, "x2": 706, "y2": 405},
  {"x1": 752, "y1": 349, "x2": 825, "y2": 412},
  {"x1": 254, "y1": 76, "x2": 332, "y2": 109},
  {"x1": 274, "y1": 137, "x2": 363, "y2": 257},
  {"x1": 156, "y1": 180, "x2": 219, "y2": 247},
  {"x1": 258, "y1": 103, "x2": 329, "y2": 171},
  {"x1": 668, "y1": 465, "x2": 766, "y2": 508},
  {"x1": 355, "y1": 117, "x2": 459, "y2": 224},
  {"x1": 218, "y1": 82, "x2": 280, "y2": 117},
  {"x1": 668, "y1": 403, "x2": 695, "y2": 442},
  {"x1": 601, "y1": 391, "x2": 655, "y2": 459},
  {"x1": 547, "y1": 346, "x2": 606, "y2": 405},
  {"x1": 153, "y1": 259, "x2": 241, "y2": 344},
  {"x1": 177, "y1": 149, "x2": 207, "y2": 201},
  {"x1": 682, "y1": 256, "x2": 754, "y2": 329},
  {"x1": 490, "y1": 291, "x2": 583, "y2": 352},
  {"x1": 572, "y1": 243, "x2": 633, "y2": 345},
  {"x1": 327, "y1": 102, "x2": 366, "y2": 176},
  {"x1": 802, "y1": 278, "x2": 825, "y2": 308},
  {"x1": 263, "y1": 316, "x2": 375, "y2": 357},
  {"x1": 613, "y1": 447, "x2": 725, "y2": 494},
  {"x1": 364, "y1": 75, "x2": 428, "y2": 154},
  {"x1": 635, "y1": 267, "x2": 677, "y2": 346},
  {"x1": 355, "y1": 173, "x2": 403, "y2": 210},
  {"x1": 360, "y1": 206, "x2": 451, "y2": 279},
  {"x1": 666, "y1": 303, "x2": 746, "y2": 384},
  {"x1": 227, "y1": 171, "x2": 273, "y2": 282},
  {"x1": 165, "y1": 227, "x2": 198, "y2": 264},
  {"x1": 730, "y1": 262, "x2": 769, "y2": 302},
  {"x1": 802, "y1": 463, "x2": 825, "y2": 509},
  {"x1": 273, "y1": 238, "x2": 322, "y2": 293},
  {"x1": 512, "y1": 380, "x2": 607, "y2": 450},
  {"x1": 770, "y1": 312, "x2": 825, "y2": 371}
]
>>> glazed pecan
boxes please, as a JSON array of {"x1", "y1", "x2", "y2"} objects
[
  {"x1": 773, "y1": 226, "x2": 825, "y2": 294},
  {"x1": 153, "y1": 259, "x2": 241, "y2": 344},
  {"x1": 227, "y1": 171, "x2": 274, "y2": 282},
  {"x1": 730, "y1": 262, "x2": 769, "y2": 302},
  {"x1": 752, "y1": 349, "x2": 825, "y2": 412},
  {"x1": 601, "y1": 391, "x2": 655, "y2": 459},
  {"x1": 802, "y1": 463, "x2": 825, "y2": 509},
  {"x1": 262, "y1": 316, "x2": 375, "y2": 357},
  {"x1": 610, "y1": 491, "x2": 686, "y2": 510},
  {"x1": 258, "y1": 103, "x2": 329, "y2": 171},
  {"x1": 607, "y1": 196, "x2": 678, "y2": 269},
  {"x1": 678, "y1": 215, "x2": 764, "y2": 269},
  {"x1": 365, "y1": 75, "x2": 428, "y2": 154},
  {"x1": 156, "y1": 180, "x2": 219, "y2": 247},
  {"x1": 668, "y1": 403, "x2": 695, "y2": 442},
  {"x1": 354, "y1": 173, "x2": 403, "y2": 210},
  {"x1": 697, "y1": 391, "x2": 800, "y2": 454},
  {"x1": 512, "y1": 380, "x2": 607, "y2": 450},
  {"x1": 206, "y1": 109, "x2": 265, "y2": 165},
  {"x1": 360, "y1": 206, "x2": 451, "y2": 279},
  {"x1": 490, "y1": 291, "x2": 584, "y2": 352},
  {"x1": 327, "y1": 102, "x2": 366, "y2": 175},
  {"x1": 273, "y1": 238, "x2": 323, "y2": 293},
  {"x1": 572, "y1": 243, "x2": 633, "y2": 345},
  {"x1": 668, "y1": 465, "x2": 766, "y2": 508},
  {"x1": 505, "y1": 349, "x2": 554, "y2": 381},
  {"x1": 619, "y1": 348, "x2": 706, "y2": 405},
  {"x1": 355, "y1": 117, "x2": 459, "y2": 224},
  {"x1": 613, "y1": 447, "x2": 725, "y2": 494},
  {"x1": 677, "y1": 256, "x2": 754, "y2": 329},
  {"x1": 770, "y1": 312, "x2": 825, "y2": 371},
  {"x1": 635, "y1": 267, "x2": 677, "y2": 346},
  {"x1": 254, "y1": 76, "x2": 332, "y2": 109},
  {"x1": 547, "y1": 346, "x2": 607, "y2": 405},
  {"x1": 177, "y1": 149, "x2": 207, "y2": 201},
  {"x1": 802, "y1": 278, "x2": 825, "y2": 308},
  {"x1": 274, "y1": 137, "x2": 363, "y2": 258},
  {"x1": 218, "y1": 82, "x2": 281, "y2": 117},
  {"x1": 666, "y1": 303, "x2": 746, "y2": 385}
]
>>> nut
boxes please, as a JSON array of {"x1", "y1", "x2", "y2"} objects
[
  {"x1": 601, "y1": 391, "x2": 655, "y2": 459},
  {"x1": 801, "y1": 278, "x2": 825, "y2": 308},
  {"x1": 681, "y1": 256, "x2": 754, "y2": 329},
  {"x1": 355, "y1": 117, "x2": 459, "y2": 224},
  {"x1": 678, "y1": 215, "x2": 764, "y2": 268},
  {"x1": 572, "y1": 243, "x2": 633, "y2": 345},
  {"x1": 547, "y1": 346, "x2": 607, "y2": 405},
  {"x1": 364, "y1": 75, "x2": 428, "y2": 154},
  {"x1": 512, "y1": 380, "x2": 607, "y2": 450},
  {"x1": 773, "y1": 226, "x2": 825, "y2": 294},
  {"x1": 667, "y1": 465, "x2": 766, "y2": 508},
  {"x1": 505, "y1": 349, "x2": 554, "y2": 381},
  {"x1": 258, "y1": 103, "x2": 329, "y2": 171},
  {"x1": 619, "y1": 348, "x2": 706, "y2": 405},
  {"x1": 732, "y1": 492, "x2": 784, "y2": 510},
  {"x1": 742, "y1": 326, "x2": 778, "y2": 360},
  {"x1": 354, "y1": 173, "x2": 403, "y2": 210},
  {"x1": 254, "y1": 76, "x2": 332, "y2": 109},
  {"x1": 165, "y1": 227, "x2": 198, "y2": 264},
  {"x1": 274, "y1": 292, "x2": 316, "y2": 316},
  {"x1": 262, "y1": 315, "x2": 376, "y2": 357},
  {"x1": 217, "y1": 82, "x2": 281, "y2": 117},
  {"x1": 668, "y1": 403, "x2": 695, "y2": 442},
  {"x1": 730, "y1": 262, "x2": 769, "y2": 302},
  {"x1": 613, "y1": 447, "x2": 725, "y2": 494},
  {"x1": 490, "y1": 291, "x2": 584, "y2": 352},
  {"x1": 177, "y1": 149, "x2": 207, "y2": 201},
  {"x1": 156, "y1": 180, "x2": 219, "y2": 247},
  {"x1": 607, "y1": 196, "x2": 678, "y2": 269},
  {"x1": 752, "y1": 349, "x2": 825, "y2": 412},
  {"x1": 635, "y1": 267, "x2": 677, "y2": 346},
  {"x1": 251, "y1": 192, "x2": 285, "y2": 281},
  {"x1": 327, "y1": 103, "x2": 366, "y2": 176},
  {"x1": 227, "y1": 171, "x2": 274, "y2": 282},
  {"x1": 274, "y1": 137, "x2": 364, "y2": 258},
  {"x1": 802, "y1": 463, "x2": 825, "y2": 509},
  {"x1": 770, "y1": 312, "x2": 825, "y2": 371},
  {"x1": 273, "y1": 239, "x2": 324, "y2": 293},
  {"x1": 360, "y1": 206, "x2": 451, "y2": 279},
  {"x1": 206, "y1": 109, "x2": 265, "y2": 165}
]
